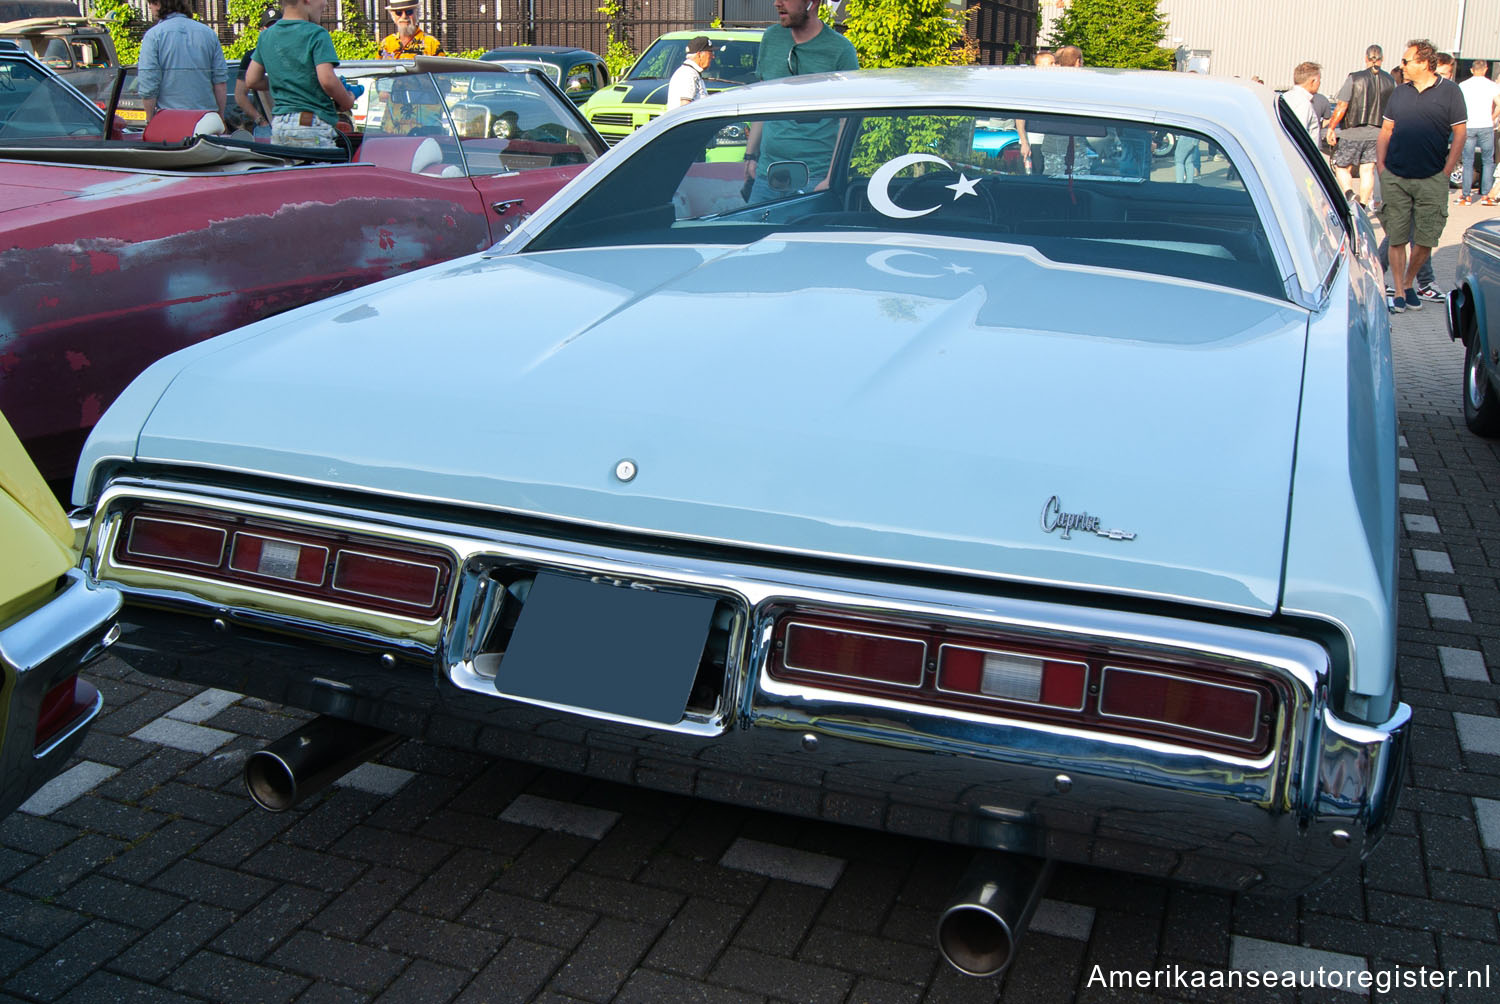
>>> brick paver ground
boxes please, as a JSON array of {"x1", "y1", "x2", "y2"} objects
[{"x1": 4, "y1": 207, "x2": 1500, "y2": 1003}]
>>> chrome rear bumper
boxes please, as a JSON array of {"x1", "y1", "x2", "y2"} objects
[
  {"x1": 0, "y1": 569, "x2": 120, "y2": 818},
  {"x1": 85, "y1": 479, "x2": 1409, "y2": 893}
]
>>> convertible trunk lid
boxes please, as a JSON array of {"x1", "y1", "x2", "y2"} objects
[{"x1": 129, "y1": 236, "x2": 1310, "y2": 614}]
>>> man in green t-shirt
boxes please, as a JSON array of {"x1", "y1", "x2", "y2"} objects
[
  {"x1": 743, "y1": 0, "x2": 859, "y2": 202},
  {"x1": 244, "y1": 0, "x2": 356, "y2": 148}
]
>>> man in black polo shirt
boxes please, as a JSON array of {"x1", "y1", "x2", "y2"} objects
[{"x1": 1378, "y1": 38, "x2": 1467, "y2": 312}]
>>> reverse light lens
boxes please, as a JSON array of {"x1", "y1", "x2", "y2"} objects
[
  {"x1": 937, "y1": 646, "x2": 1088, "y2": 710},
  {"x1": 1099, "y1": 667, "x2": 1262, "y2": 741},
  {"x1": 126, "y1": 517, "x2": 225, "y2": 566},
  {"x1": 230, "y1": 533, "x2": 328, "y2": 585},
  {"x1": 783, "y1": 621, "x2": 926, "y2": 687}
]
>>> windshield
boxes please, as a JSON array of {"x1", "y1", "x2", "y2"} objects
[
  {"x1": 527, "y1": 106, "x2": 1282, "y2": 298},
  {"x1": 626, "y1": 37, "x2": 760, "y2": 86},
  {"x1": 495, "y1": 60, "x2": 561, "y2": 84},
  {"x1": 0, "y1": 56, "x2": 101, "y2": 139}
]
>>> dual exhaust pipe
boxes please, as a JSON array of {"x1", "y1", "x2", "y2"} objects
[{"x1": 245, "y1": 718, "x2": 1052, "y2": 978}]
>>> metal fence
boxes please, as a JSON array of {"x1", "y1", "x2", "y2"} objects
[{"x1": 109, "y1": 0, "x2": 1037, "y2": 65}]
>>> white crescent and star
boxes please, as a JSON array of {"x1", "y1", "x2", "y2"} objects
[
  {"x1": 863, "y1": 156, "x2": 981, "y2": 279},
  {"x1": 866, "y1": 154, "x2": 981, "y2": 219}
]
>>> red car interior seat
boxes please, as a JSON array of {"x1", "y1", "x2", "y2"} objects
[
  {"x1": 142, "y1": 110, "x2": 227, "y2": 144},
  {"x1": 355, "y1": 135, "x2": 461, "y2": 176}
]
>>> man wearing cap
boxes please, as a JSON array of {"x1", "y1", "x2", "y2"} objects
[
  {"x1": 379, "y1": 0, "x2": 443, "y2": 60},
  {"x1": 667, "y1": 36, "x2": 713, "y2": 108}
]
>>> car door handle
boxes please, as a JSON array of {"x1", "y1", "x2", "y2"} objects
[{"x1": 492, "y1": 199, "x2": 525, "y2": 216}]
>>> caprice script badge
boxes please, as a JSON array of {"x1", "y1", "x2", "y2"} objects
[{"x1": 1041, "y1": 496, "x2": 1137, "y2": 541}]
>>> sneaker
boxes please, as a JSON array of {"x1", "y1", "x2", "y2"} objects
[
  {"x1": 1417, "y1": 284, "x2": 1444, "y2": 301},
  {"x1": 1390, "y1": 296, "x2": 1406, "y2": 313},
  {"x1": 1405, "y1": 288, "x2": 1423, "y2": 309}
]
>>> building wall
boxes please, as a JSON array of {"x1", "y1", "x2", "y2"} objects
[{"x1": 1039, "y1": 0, "x2": 1500, "y2": 89}]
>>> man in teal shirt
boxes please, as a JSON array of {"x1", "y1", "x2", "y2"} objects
[{"x1": 743, "y1": 0, "x2": 859, "y2": 202}]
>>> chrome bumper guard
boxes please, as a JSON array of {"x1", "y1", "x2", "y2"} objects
[
  {"x1": 85, "y1": 480, "x2": 1410, "y2": 892},
  {"x1": 0, "y1": 569, "x2": 120, "y2": 817}
]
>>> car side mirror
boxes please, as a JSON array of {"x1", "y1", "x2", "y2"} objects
[{"x1": 767, "y1": 160, "x2": 810, "y2": 194}]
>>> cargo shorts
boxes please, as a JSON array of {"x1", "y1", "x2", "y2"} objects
[{"x1": 1379, "y1": 170, "x2": 1449, "y2": 247}]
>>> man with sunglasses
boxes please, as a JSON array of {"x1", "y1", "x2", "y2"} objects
[
  {"x1": 379, "y1": 0, "x2": 443, "y2": 60},
  {"x1": 1378, "y1": 39, "x2": 1467, "y2": 313},
  {"x1": 742, "y1": 0, "x2": 858, "y2": 202}
]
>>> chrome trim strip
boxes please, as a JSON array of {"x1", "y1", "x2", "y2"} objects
[
  {"x1": 934, "y1": 643, "x2": 1089, "y2": 712},
  {"x1": 782, "y1": 621, "x2": 927, "y2": 689},
  {"x1": 332, "y1": 548, "x2": 441, "y2": 608},
  {"x1": 230, "y1": 531, "x2": 329, "y2": 587},
  {"x1": 125, "y1": 517, "x2": 225, "y2": 567},
  {"x1": 1097, "y1": 664, "x2": 1263, "y2": 742}
]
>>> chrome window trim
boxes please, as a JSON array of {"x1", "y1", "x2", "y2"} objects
[
  {"x1": 1097, "y1": 664, "x2": 1264, "y2": 742},
  {"x1": 782, "y1": 620, "x2": 927, "y2": 689},
  {"x1": 331, "y1": 548, "x2": 441, "y2": 608},
  {"x1": 230, "y1": 531, "x2": 329, "y2": 587},
  {"x1": 934, "y1": 642, "x2": 1089, "y2": 712},
  {"x1": 125, "y1": 516, "x2": 225, "y2": 568}
]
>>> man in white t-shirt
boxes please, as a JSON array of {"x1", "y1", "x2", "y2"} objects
[
  {"x1": 666, "y1": 36, "x2": 713, "y2": 109},
  {"x1": 1283, "y1": 61, "x2": 1323, "y2": 145},
  {"x1": 1458, "y1": 59, "x2": 1500, "y2": 202}
]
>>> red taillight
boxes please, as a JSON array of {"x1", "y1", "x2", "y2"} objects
[
  {"x1": 783, "y1": 621, "x2": 926, "y2": 687},
  {"x1": 333, "y1": 551, "x2": 441, "y2": 609},
  {"x1": 35, "y1": 675, "x2": 98, "y2": 749},
  {"x1": 127, "y1": 517, "x2": 225, "y2": 566},
  {"x1": 1099, "y1": 667, "x2": 1263, "y2": 742},
  {"x1": 937, "y1": 646, "x2": 1087, "y2": 710},
  {"x1": 768, "y1": 610, "x2": 1279, "y2": 756},
  {"x1": 114, "y1": 506, "x2": 452, "y2": 617}
]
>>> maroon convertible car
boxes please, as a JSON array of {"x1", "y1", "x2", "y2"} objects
[{"x1": 0, "y1": 50, "x2": 604, "y2": 484}]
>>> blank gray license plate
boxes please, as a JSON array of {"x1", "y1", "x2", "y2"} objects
[{"x1": 494, "y1": 571, "x2": 717, "y2": 725}]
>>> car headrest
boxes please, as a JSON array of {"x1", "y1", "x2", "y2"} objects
[
  {"x1": 142, "y1": 110, "x2": 227, "y2": 144},
  {"x1": 355, "y1": 135, "x2": 444, "y2": 174}
]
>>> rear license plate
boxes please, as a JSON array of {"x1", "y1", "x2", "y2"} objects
[{"x1": 494, "y1": 571, "x2": 717, "y2": 725}]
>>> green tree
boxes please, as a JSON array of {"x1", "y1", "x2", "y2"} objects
[
  {"x1": 597, "y1": 0, "x2": 635, "y2": 80},
  {"x1": 88, "y1": 0, "x2": 141, "y2": 64},
  {"x1": 225, "y1": 0, "x2": 274, "y2": 59},
  {"x1": 841, "y1": 0, "x2": 970, "y2": 69},
  {"x1": 1048, "y1": 0, "x2": 1173, "y2": 70},
  {"x1": 328, "y1": 0, "x2": 379, "y2": 60}
]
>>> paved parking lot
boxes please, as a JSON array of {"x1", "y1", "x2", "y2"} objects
[{"x1": 3, "y1": 209, "x2": 1500, "y2": 1004}]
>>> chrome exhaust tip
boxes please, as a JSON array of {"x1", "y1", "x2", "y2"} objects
[
  {"x1": 936, "y1": 854, "x2": 1053, "y2": 977},
  {"x1": 244, "y1": 716, "x2": 399, "y2": 812}
]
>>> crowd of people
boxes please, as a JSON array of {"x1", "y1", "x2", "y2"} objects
[
  {"x1": 1278, "y1": 41, "x2": 1492, "y2": 311},
  {"x1": 138, "y1": 0, "x2": 446, "y2": 149}
]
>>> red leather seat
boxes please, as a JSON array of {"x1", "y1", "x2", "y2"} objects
[{"x1": 142, "y1": 110, "x2": 226, "y2": 143}]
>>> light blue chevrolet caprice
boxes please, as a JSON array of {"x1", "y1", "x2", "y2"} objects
[{"x1": 73, "y1": 67, "x2": 1406, "y2": 976}]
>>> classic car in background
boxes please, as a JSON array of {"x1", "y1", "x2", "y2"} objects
[
  {"x1": 1447, "y1": 217, "x2": 1500, "y2": 432},
  {"x1": 74, "y1": 67, "x2": 1407, "y2": 977},
  {"x1": 479, "y1": 45, "x2": 607, "y2": 105},
  {"x1": 0, "y1": 55, "x2": 603, "y2": 486},
  {"x1": 1, "y1": 409, "x2": 119, "y2": 819},
  {"x1": 579, "y1": 27, "x2": 762, "y2": 145}
]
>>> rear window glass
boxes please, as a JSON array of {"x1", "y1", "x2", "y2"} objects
[{"x1": 527, "y1": 107, "x2": 1284, "y2": 299}]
